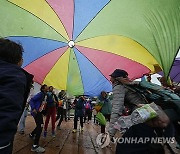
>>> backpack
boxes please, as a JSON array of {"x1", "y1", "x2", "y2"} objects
[
  {"x1": 125, "y1": 81, "x2": 180, "y2": 121},
  {"x1": 85, "y1": 102, "x2": 90, "y2": 109}
]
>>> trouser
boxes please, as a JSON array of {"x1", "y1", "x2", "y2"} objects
[
  {"x1": 101, "y1": 114, "x2": 111, "y2": 133},
  {"x1": 0, "y1": 140, "x2": 13, "y2": 154},
  {"x1": 63, "y1": 109, "x2": 67, "y2": 121},
  {"x1": 67, "y1": 109, "x2": 71, "y2": 119},
  {"x1": 56, "y1": 107, "x2": 65, "y2": 126},
  {"x1": 94, "y1": 115, "x2": 97, "y2": 123},
  {"x1": 84, "y1": 109, "x2": 92, "y2": 122},
  {"x1": 31, "y1": 112, "x2": 44, "y2": 145},
  {"x1": 74, "y1": 115, "x2": 83, "y2": 129},
  {"x1": 44, "y1": 107, "x2": 56, "y2": 131},
  {"x1": 116, "y1": 123, "x2": 174, "y2": 154},
  {"x1": 18, "y1": 108, "x2": 28, "y2": 132}
]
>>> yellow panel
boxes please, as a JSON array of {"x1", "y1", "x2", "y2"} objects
[
  {"x1": 43, "y1": 48, "x2": 70, "y2": 90},
  {"x1": 9, "y1": 0, "x2": 69, "y2": 40},
  {"x1": 76, "y1": 35, "x2": 159, "y2": 72}
]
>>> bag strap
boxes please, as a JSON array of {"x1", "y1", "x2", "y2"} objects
[{"x1": 124, "y1": 84, "x2": 149, "y2": 104}]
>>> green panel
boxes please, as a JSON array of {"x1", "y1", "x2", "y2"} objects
[
  {"x1": 76, "y1": 0, "x2": 180, "y2": 79},
  {"x1": 67, "y1": 48, "x2": 84, "y2": 96},
  {"x1": 0, "y1": 0, "x2": 67, "y2": 42},
  {"x1": 145, "y1": 6, "x2": 180, "y2": 78}
]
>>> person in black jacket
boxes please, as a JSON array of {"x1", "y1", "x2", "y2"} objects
[
  {"x1": 0, "y1": 38, "x2": 33, "y2": 154},
  {"x1": 72, "y1": 96, "x2": 85, "y2": 133}
]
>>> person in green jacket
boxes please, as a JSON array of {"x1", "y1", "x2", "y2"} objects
[{"x1": 99, "y1": 91, "x2": 112, "y2": 133}]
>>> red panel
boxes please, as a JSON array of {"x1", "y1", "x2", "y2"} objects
[
  {"x1": 24, "y1": 46, "x2": 68, "y2": 83},
  {"x1": 47, "y1": 0, "x2": 74, "y2": 40},
  {"x1": 76, "y1": 46, "x2": 150, "y2": 80}
]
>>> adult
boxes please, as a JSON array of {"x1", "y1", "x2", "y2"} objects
[
  {"x1": 72, "y1": 96, "x2": 85, "y2": 133},
  {"x1": 84, "y1": 99, "x2": 92, "y2": 124},
  {"x1": 108, "y1": 69, "x2": 171, "y2": 154},
  {"x1": 29, "y1": 84, "x2": 48, "y2": 153},
  {"x1": 0, "y1": 38, "x2": 33, "y2": 154},
  {"x1": 44, "y1": 86, "x2": 58, "y2": 137},
  {"x1": 18, "y1": 84, "x2": 34, "y2": 134},
  {"x1": 56, "y1": 90, "x2": 67, "y2": 130},
  {"x1": 99, "y1": 91, "x2": 112, "y2": 133}
]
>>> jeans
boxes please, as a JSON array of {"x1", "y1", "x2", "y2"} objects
[
  {"x1": 31, "y1": 112, "x2": 44, "y2": 145},
  {"x1": 18, "y1": 108, "x2": 28, "y2": 132}
]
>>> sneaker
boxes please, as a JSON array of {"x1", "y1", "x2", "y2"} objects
[
  {"x1": 52, "y1": 131, "x2": 55, "y2": 137},
  {"x1": 80, "y1": 128, "x2": 84, "y2": 132},
  {"x1": 19, "y1": 130, "x2": 24, "y2": 135},
  {"x1": 31, "y1": 145, "x2": 45, "y2": 153},
  {"x1": 43, "y1": 131, "x2": 47, "y2": 138},
  {"x1": 72, "y1": 129, "x2": 77, "y2": 133},
  {"x1": 29, "y1": 133, "x2": 35, "y2": 140}
]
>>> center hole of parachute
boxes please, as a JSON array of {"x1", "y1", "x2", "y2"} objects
[{"x1": 68, "y1": 40, "x2": 75, "y2": 48}]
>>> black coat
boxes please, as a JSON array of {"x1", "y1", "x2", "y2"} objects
[
  {"x1": 74, "y1": 98, "x2": 85, "y2": 117},
  {"x1": 0, "y1": 60, "x2": 33, "y2": 147}
]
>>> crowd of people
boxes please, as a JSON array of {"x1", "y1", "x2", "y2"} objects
[
  {"x1": 22, "y1": 83, "x2": 113, "y2": 152},
  {"x1": 21, "y1": 72, "x2": 180, "y2": 153},
  {"x1": 0, "y1": 38, "x2": 180, "y2": 154}
]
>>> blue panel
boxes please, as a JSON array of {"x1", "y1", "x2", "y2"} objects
[
  {"x1": 7, "y1": 37, "x2": 67, "y2": 67},
  {"x1": 74, "y1": 48, "x2": 112, "y2": 96},
  {"x1": 73, "y1": 0, "x2": 109, "y2": 40}
]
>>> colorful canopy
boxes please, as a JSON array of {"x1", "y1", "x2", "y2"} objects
[
  {"x1": 159, "y1": 58, "x2": 180, "y2": 83},
  {"x1": 0, "y1": 0, "x2": 179, "y2": 96}
]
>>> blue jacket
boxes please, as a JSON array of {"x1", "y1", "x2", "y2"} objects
[
  {"x1": 0, "y1": 60, "x2": 26, "y2": 147},
  {"x1": 30, "y1": 92, "x2": 46, "y2": 116}
]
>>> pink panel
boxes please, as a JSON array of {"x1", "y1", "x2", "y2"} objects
[
  {"x1": 24, "y1": 46, "x2": 68, "y2": 84},
  {"x1": 47, "y1": 0, "x2": 74, "y2": 40},
  {"x1": 76, "y1": 46, "x2": 150, "y2": 80}
]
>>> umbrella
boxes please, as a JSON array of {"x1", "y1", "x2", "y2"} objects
[
  {"x1": 0, "y1": 0, "x2": 179, "y2": 96},
  {"x1": 170, "y1": 58, "x2": 180, "y2": 83},
  {"x1": 159, "y1": 58, "x2": 180, "y2": 83}
]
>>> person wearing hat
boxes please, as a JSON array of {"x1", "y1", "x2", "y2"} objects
[
  {"x1": 108, "y1": 69, "x2": 131, "y2": 139},
  {"x1": 108, "y1": 69, "x2": 172, "y2": 154}
]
